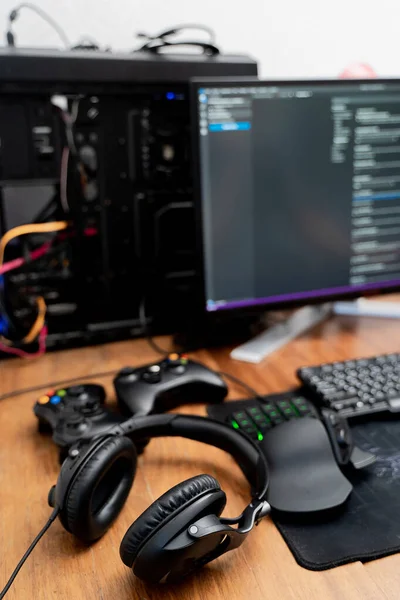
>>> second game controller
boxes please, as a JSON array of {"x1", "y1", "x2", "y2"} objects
[
  {"x1": 34, "y1": 384, "x2": 125, "y2": 457},
  {"x1": 34, "y1": 384, "x2": 106, "y2": 432},
  {"x1": 114, "y1": 354, "x2": 228, "y2": 417}
]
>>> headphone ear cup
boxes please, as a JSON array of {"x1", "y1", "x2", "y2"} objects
[
  {"x1": 61, "y1": 435, "x2": 137, "y2": 543},
  {"x1": 120, "y1": 474, "x2": 225, "y2": 567}
]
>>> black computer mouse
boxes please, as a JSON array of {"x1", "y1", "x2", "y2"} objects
[{"x1": 259, "y1": 418, "x2": 353, "y2": 513}]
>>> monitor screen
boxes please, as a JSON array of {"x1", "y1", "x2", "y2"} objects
[{"x1": 192, "y1": 79, "x2": 400, "y2": 312}]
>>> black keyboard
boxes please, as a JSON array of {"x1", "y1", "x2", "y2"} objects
[
  {"x1": 207, "y1": 392, "x2": 318, "y2": 441},
  {"x1": 298, "y1": 353, "x2": 400, "y2": 419}
]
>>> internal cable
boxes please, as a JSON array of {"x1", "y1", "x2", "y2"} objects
[
  {"x1": 0, "y1": 222, "x2": 68, "y2": 348},
  {"x1": 0, "y1": 221, "x2": 69, "y2": 268},
  {"x1": 52, "y1": 96, "x2": 81, "y2": 155},
  {"x1": 57, "y1": 97, "x2": 90, "y2": 199},
  {"x1": 0, "y1": 506, "x2": 59, "y2": 599},
  {"x1": 6, "y1": 3, "x2": 70, "y2": 48},
  {"x1": 0, "y1": 325, "x2": 47, "y2": 359},
  {"x1": 0, "y1": 241, "x2": 52, "y2": 275},
  {"x1": 60, "y1": 147, "x2": 70, "y2": 213},
  {"x1": 217, "y1": 371, "x2": 264, "y2": 401},
  {"x1": 21, "y1": 296, "x2": 46, "y2": 344}
]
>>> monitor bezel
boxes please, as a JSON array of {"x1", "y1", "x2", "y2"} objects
[{"x1": 190, "y1": 76, "x2": 400, "y2": 315}]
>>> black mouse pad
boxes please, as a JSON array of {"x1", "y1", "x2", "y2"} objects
[{"x1": 273, "y1": 417, "x2": 400, "y2": 570}]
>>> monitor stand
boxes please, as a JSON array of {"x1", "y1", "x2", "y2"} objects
[
  {"x1": 230, "y1": 304, "x2": 333, "y2": 364},
  {"x1": 332, "y1": 298, "x2": 400, "y2": 319}
]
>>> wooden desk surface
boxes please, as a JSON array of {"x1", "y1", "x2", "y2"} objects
[{"x1": 2, "y1": 308, "x2": 400, "y2": 599}]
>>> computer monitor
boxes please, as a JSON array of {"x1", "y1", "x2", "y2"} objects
[{"x1": 192, "y1": 78, "x2": 400, "y2": 313}]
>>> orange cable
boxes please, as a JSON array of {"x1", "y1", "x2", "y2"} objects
[{"x1": 0, "y1": 221, "x2": 69, "y2": 346}]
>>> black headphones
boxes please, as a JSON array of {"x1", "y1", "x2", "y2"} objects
[{"x1": 48, "y1": 413, "x2": 271, "y2": 584}]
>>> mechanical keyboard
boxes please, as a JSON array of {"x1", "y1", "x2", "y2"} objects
[
  {"x1": 207, "y1": 392, "x2": 318, "y2": 441},
  {"x1": 298, "y1": 352, "x2": 400, "y2": 419}
]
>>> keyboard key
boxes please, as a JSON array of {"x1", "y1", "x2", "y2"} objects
[
  {"x1": 292, "y1": 396, "x2": 308, "y2": 406},
  {"x1": 243, "y1": 427, "x2": 259, "y2": 439},
  {"x1": 316, "y1": 385, "x2": 337, "y2": 395},
  {"x1": 232, "y1": 412, "x2": 252, "y2": 427},
  {"x1": 282, "y1": 406, "x2": 298, "y2": 418},
  {"x1": 262, "y1": 406, "x2": 285, "y2": 424},
  {"x1": 248, "y1": 407, "x2": 263, "y2": 418},
  {"x1": 252, "y1": 413, "x2": 270, "y2": 428},
  {"x1": 251, "y1": 411, "x2": 265, "y2": 421},
  {"x1": 233, "y1": 411, "x2": 246, "y2": 420},
  {"x1": 277, "y1": 400, "x2": 291, "y2": 409},
  {"x1": 356, "y1": 359, "x2": 369, "y2": 367},
  {"x1": 258, "y1": 420, "x2": 272, "y2": 433},
  {"x1": 334, "y1": 363, "x2": 345, "y2": 371},
  {"x1": 389, "y1": 397, "x2": 400, "y2": 411}
]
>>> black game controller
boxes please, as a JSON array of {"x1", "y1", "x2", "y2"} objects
[
  {"x1": 33, "y1": 384, "x2": 125, "y2": 459},
  {"x1": 114, "y1": 354, "x2": 228, "y2": 417}
]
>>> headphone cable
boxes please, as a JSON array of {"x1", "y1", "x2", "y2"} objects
[
  {"x1": 0, "y1": 506, "x2": 60, "y2": 599},
  {"x1": 216, "y1": 371, "x2": 264, "y2": 401}
]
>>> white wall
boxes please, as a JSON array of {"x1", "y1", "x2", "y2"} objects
[{"x1": 0, "y1": 0, "x2": 399, "y2": 77}]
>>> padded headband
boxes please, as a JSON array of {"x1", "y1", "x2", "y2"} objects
[{"x1": 113, "y1": 414, "x2": 269, "y2": 500}]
